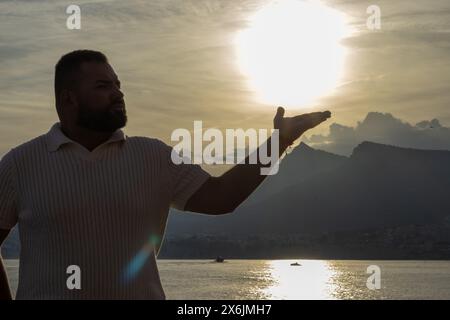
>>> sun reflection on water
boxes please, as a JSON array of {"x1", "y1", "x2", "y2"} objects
[{"x1": 263, "y1": 260, "x2": 338, "y2": 299}]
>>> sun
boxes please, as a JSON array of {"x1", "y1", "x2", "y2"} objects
[{"x1": 234, "y1": 0, "x2": 350, "y2": 108}]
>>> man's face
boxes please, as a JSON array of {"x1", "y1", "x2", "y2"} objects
[{"x1": 74, "y1": 61, "x2": 127, "y2": 132}]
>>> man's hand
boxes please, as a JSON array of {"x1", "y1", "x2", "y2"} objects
[
  {"x1": 185, "y1": 106, "x2": 332, "y2": 215},
  {"x1": 274, "y1": 106, "x2": 331, "y2": 147}
]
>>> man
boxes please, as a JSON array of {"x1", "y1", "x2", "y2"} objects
[{"x1": 0, "y1": 50, "x2": 331, "y2": 299}]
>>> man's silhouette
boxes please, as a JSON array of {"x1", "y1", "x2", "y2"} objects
[{"x1": 0, "y1": 50, "x2": 330, "y2": 299}]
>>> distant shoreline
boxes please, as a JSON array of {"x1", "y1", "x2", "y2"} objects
[{"x1": 5, "y1": 258, "x2": 450, "y2": 261}]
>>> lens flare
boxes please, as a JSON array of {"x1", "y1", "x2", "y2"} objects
[{"x1": 122, "y1": 234, "x2": 161, "y2": 284}]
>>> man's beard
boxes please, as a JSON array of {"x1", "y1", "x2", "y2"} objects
[{"x1": 76, "y1": 103, "x2": 127, "y2": 132}]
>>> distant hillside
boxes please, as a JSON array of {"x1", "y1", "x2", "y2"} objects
[
  {"x1": 163, "y1": 141, "x2": 450, "y2": 258},
  {"x1": 244, "y1": 142, "x2": 347, "y2": 204}
]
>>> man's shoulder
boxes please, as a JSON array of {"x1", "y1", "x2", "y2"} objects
[
  {"x1": 4, "y1": 134, "x2": 47, "y2": 159},
  {"x1": 127, "y1": 136, "x2": 172, "y2": 153},
  {"x1": 0, "y1": 135, "x2": 46, "y2": 172}
]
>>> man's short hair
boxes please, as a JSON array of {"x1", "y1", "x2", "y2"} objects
[{"x1": 54, "y1": 49, "x2": 108, "y2": 106}]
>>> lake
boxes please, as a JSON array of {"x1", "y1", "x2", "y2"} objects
[{"x1": 4, "y1": 259, "x2": 450, "y2": 299}]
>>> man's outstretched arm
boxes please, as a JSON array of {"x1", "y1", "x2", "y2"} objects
[
  {"x1": 0, "y1": 228, "x2": 13, "y2": 300},
  {"x1": 185, "y1": 107, "x2": 331, "y2": 215}
]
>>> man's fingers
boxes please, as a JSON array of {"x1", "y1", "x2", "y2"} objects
[
  {"x1": 294, "y1": 111, "x2": 331, "y2": 126},
  {"x1": 293, "y1": 111, "x2": 331, "y2": 121},
  {"x1": 322, "y1": 110, "x2": 331, "y2": 119}
]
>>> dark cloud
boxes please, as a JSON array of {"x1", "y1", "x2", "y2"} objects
[{"x1": 304, "y1": 112, "x2": 450, "y2": 155}]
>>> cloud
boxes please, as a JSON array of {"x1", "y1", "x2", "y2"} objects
[
  {"x1": 304, "y1": 112, "x2": 450, "y2": 155},
  {"x1": 1, "y1": 0, "x2": 450, "y2": 161},
  {"x1": 0, "y1": 0, "x2": 266, "y2": 156}
]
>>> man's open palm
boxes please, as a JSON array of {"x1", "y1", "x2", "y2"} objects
[{"x1": 273, "y1": 106, "x2": 331, "y2": 146}]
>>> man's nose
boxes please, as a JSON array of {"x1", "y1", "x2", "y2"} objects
[{"x1": 113, "y1": 86, "x2": 124, "y2": 100}]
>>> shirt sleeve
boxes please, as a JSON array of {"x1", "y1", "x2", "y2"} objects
[
  {"x1": 0, "y1": 149, "x2": 19, "y2": 229},
  {"x1": 158, "y1": 140, "x2": 211, "y2": 211}
]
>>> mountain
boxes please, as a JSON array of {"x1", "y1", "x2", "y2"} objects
[
  {"x1": 165, "y1": 141, "x2": 450, "y2": 238},
  {"x1": 164, "y1": 141, "x2": 348, "y2": 237},
  {"x1": 244, "y1": 142, "x2": 347, "y2": 204}
]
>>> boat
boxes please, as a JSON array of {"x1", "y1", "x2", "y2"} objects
[
  {"x1": 290, "y1": 262, "x2": 301, "y2": 266},
  {"x1": 215, "y1": 256, "x2": 224, "y2": 263}
]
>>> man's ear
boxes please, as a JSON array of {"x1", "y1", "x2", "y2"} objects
[{"x1": 60, "y1": 89, "x2": 77, "y2": 109}]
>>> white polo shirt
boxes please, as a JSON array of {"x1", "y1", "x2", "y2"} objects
[{"x1": 0, "y1": 122, "x2": 211, "y2": 299}]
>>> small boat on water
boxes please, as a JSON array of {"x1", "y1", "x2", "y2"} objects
[
  {"x1": 215, "y1": 256, "x2": 225, "y2": 263},
  {"x1": 290, "y1": 262, "x2": 301, "y2": 266}
]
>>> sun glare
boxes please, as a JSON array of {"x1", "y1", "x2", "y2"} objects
[
  {"x1": 235, "y1": 0, "x2": 350, "y2": 108},
  {"x1": 264, "y1": 260, "x2": 337, "y2": 299}
]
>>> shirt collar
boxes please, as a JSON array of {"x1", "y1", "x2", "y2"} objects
[{"x1": 46, "y1": 122, "x2": 126, "y2": 152}]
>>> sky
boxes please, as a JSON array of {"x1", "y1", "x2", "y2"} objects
[{"x1": 1, "y1": 0, "x2": 449, "y2": 161}]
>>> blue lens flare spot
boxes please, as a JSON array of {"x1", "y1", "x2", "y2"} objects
[{"x1": 121, "y1": 234, "x2": 162, "y2": 284}]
